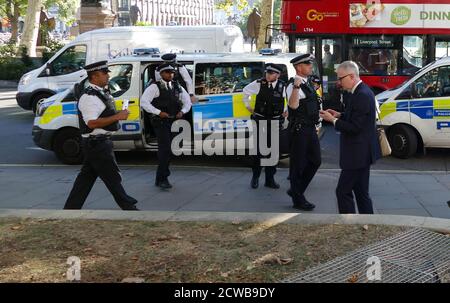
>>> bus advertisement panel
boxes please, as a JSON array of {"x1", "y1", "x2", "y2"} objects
[{"x1": 281, "y1": 0, "x2": 450, "y2": 109}]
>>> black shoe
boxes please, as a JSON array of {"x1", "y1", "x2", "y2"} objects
[
  {"x1": 265, "y1": 179, "x2": 280, "y2": 189},
  {"x1": 292, "y1": 201, "x2": 316, "y2": 211},
  {"x1": 122, "y1": 204, "x2": 140, "y2": 211},
  {"x1": 251, "y1": 176, "x2": 259, "y2": 189},
  {"x1": 158, "y1": 179, "x2": 172, "y2": 189},
  {"x1": 155, "y1": 179, "x2": 161, "y2": 186},
  {"x1": 287, "y1": 188, "x2": 293, "y2": 197}
]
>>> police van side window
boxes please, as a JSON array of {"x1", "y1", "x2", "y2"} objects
[
  {"x1": 437, "y1": 66, "x2": 450, "y2": 97},
  {"x1": 410, "y1": 68, "x2": 439, "y2": 99},
  {"x1": 195, "y1": 62, "x2": 264, "y2": 95},
  {"x1": 108, "y1": 64, "x2": 133, "y2": 97},
  {"x1": 50, "y1": 45, "x2": 87, "y2": 76},
  {"x1": 278, "y1": 64, "x2": 288, "y2": 82}
]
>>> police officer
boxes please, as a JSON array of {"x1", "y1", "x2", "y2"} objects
[
  {"x1": 155, "y1": 53, "x2": 196, "y2": 104},
  {"x1": 243, "y1": 63, "x2": 287, "y2": 189},
  {"x1": 286, "y1": 54, "x2": 322, "y2": 211},
  {"x1": 64, "y1": 61, "x2": 138, "y2": 210},
  {"x1": 141, "y1": 63, "x2": 192, "y2": 189}
]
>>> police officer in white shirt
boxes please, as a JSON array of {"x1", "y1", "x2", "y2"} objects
[
  {"x1": 154, "y1": 53, "x2": 196, "y2": 103},
  {"x1": 243, "y1": 63, "x2": 288, "y2": 189},
  {"x1": 64, "y1": 60, "x2": 138, "y2": 210},
  {"x1": 286, "y1": 54, "x2": 322, "y2": 211},
  {"x1": 141, "y1": 63, "x2": 192, "y2": 189}
]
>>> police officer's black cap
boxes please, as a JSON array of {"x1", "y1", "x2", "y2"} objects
[
  {"x1": 157, "y1": 63, "x2": 176, "y2": 73},
  {"x1": 290, "y1": 54, "x2": 315, "y2": 65},
  {"x1": 83, "y1": 60, "x2": 111, "y2": 73},
  {"x1": 265, "y1": 63, "x2": 282, "y2": 74},
  {"x1": 161, "y1": 53, "x2": 177, "y2": 62}
]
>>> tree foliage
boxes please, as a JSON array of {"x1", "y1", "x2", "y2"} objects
[
  {"x1": 215, "y1": 0, "x2": 250, "y2": 17},
  {"x1": 44, "y1": 0, "x2": 79, "y2": 25}
]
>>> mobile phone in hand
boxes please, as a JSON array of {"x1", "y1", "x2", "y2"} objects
[{"x1": 122, "y1": 99, "x2": 129, "y2": 110}]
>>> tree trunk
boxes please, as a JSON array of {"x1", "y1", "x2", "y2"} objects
[
  {"x1": 10, "y1": 2, "x2": 20, "y2": 44},
  {"x1": 19, "y1": 0, "x2": 42, "y2": 57},
  {"x1": 256, "y1": 0, "x2": 273, "y2": 51}
]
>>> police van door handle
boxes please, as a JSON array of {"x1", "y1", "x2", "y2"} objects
[
  {"x1": 198, "y1": 98, "x2": 210, "y2": 102},
  {"x1": 128, "y1": 100, "x2": 135, "y2": 104}
]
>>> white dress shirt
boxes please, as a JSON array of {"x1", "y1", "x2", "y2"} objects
[
  {"x1": 141, "y1": 79, "x2": 192, "y2": 116},
  {"x1": 242, "y1": 79, "x2": 287, "y2": 112},
  {"x1": 78, "y1": 84, "x2": 112, "y2": 137},
  {"x1": 286, "y1": 75, "x2": 309, "y2": 101},
  {"x1": 154, "y1": 65, "x2": 194, "y2": 95}
]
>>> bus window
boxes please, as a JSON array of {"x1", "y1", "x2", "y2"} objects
[
  {"x1": 411, "y1": 68, "x2": 439, "y2": 99},
  {"x1": 436, "y1": 41, "x2": 450, "y2": 60},
  {"x1": 349, "y1": 48, "x2": 398, "y2": 76},
  {"x1": 321, "y1": 38, "x2": 343, "y2": 95},
  {"x1": 295, "y1": 38, "x2": 315, "y2": 55},
  {"x1": 403, "y1": 36, "x2": 424, "y2": 75},
  {"x1": 195, "y1": 62, "x2": 264, "y2": 95}
]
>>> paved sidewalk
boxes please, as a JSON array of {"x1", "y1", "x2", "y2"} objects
[{"x1": 1, "y1": 166, "x2": 449, "y2": 219}]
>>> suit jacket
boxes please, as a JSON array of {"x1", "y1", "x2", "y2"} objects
[{"x1": 335, "y1": 82, "x2": 381, "y2": 170}]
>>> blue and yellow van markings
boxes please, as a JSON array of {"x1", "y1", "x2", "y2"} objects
[{"x1": 380, "y1": 99, "x2": 450, "y2": 120}]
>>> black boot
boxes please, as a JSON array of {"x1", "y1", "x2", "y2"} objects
[
  {"x1": 158, "y1": 179, "x2": 172, "y2": 189},
  {"x1": 251, "y1": 176, "x2": 259, "y2": 189},
  {"x1": 265, "y1": 178, "x2": 280, "y2": 189}
]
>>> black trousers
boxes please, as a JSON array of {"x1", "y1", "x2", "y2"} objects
[
  {"x1": 251, "y1": 115, "x2": 281, "y2": 181},
  {"x1": 152, "y1": 118, "x2": 174, "y2": 183},
  {"x1": 289, "y1": 125, "x2": 321, "y2": 204},
  {"x1": 336, "y1": 166, "x2": 374, "y2": 214},
  {"x1": 64, "y1": 138, "x2": 137, "y2": 210}
]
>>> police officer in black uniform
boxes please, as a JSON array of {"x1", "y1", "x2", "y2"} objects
[
  {"x1": 141, "y1": 63, "x2": 192, "y2": 189},
  {"x1": 156, "y1": 53, "x2": 196, "y2": 104},
  {"x1": 243, "y1": 63, "x2": 287, "y2": 189},
  {"x1": 64, "y1": 61, "x2": 138, "y2": 210},
  {"x1": 286, "y1": 54, "x2": 322, "y2": 211}
]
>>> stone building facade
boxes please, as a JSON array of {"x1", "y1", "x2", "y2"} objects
[{"x1": 115, "y1": 0, "x2": 215, "y2": 26}]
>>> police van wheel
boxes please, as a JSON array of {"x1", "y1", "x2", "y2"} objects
[
  {"x1": 388, "y1": 125, "x2": 417, "y2": 159},
  {"x1": 53, "y1": 128, "x2": 83, "y2": 164},
  {"x1": 31, "y1": 92, "x2": 53, "y2": 113}
]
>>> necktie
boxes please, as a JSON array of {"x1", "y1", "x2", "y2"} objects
[{"x1": 269, "y1": 83, "x2": 273, "y2": 90}]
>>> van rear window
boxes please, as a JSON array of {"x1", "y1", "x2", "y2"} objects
[{"x1": 195, "y1": 62, "x2": 264, "y2": 95}]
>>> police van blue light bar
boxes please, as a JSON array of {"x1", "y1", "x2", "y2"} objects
[
  {"x1": 133, "y1": 48, "x2": 160, "y2": 55},
  {"x1": 259, "y1": 48, "x2": 282, "y2": 55}
]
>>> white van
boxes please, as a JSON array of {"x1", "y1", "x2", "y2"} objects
[
  {"x1": 16, "y1": 25, "x2": 244, "y2": 112},
  {"x1": 376, "y1": 56, "x2": 450, "y2": 158},
  {"x1": 32, "y1": 52, "x2": 321, "y2": 164}
]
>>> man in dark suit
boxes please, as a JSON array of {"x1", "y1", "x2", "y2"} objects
[{"x1": 320, "y1": 61, "x2": 381, "y2": 214}]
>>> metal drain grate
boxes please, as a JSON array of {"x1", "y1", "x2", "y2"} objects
[{"x1": 282, "y1": 228, "x2": 450, "y2": 283}]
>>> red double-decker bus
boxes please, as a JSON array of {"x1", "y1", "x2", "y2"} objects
[{"x1": 281, "y1": 0, "x2": 450, "y2": 107}]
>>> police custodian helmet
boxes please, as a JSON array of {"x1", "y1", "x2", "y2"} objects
[
  {"x1": 157, "y1": 63, "x2": 176, "y2": 73},
  {"x1": 265, "y1": 63, "x2": 282, "y2": 74},
  {"x1": 290, "y1": 54, "x2": 315, "y2": 65},
  {"x1": 83, "y1": 60, "x2": 111, "y2": 73}
]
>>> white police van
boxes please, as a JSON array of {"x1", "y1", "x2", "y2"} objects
[
  {"x1": 32, "y1": 52, "x2": 320, "y2": 164},
  {"x1": 17, "y1": 25, "x2": 245, "y2": 112},
  {"x1": 376, "y1": 56, "x2": 450, "y2": 158}
]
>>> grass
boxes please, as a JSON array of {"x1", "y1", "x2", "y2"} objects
[{"x1": 0, "y1": 218, "x2": 407, "y2": 282}]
